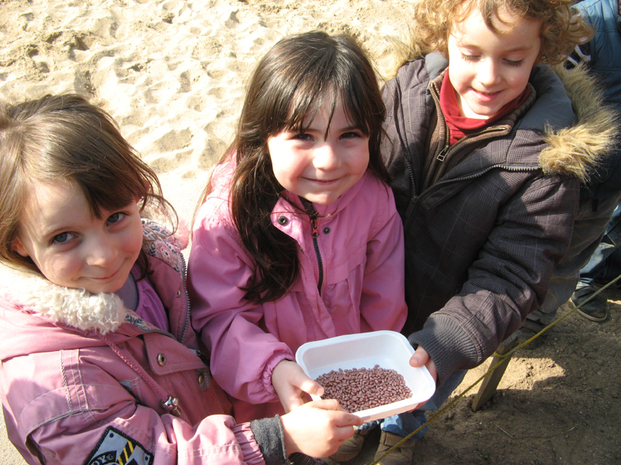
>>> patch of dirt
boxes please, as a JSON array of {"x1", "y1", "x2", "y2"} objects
[{"x1": 350, "y1": 288, "x2": 621, "y2": 465}]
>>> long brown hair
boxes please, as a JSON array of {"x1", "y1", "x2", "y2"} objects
[
  {"x1": 0, "y1": 94, "x2": 176, "y2": 275},
  {"x1": 205, "y1": 30, "x2": 390, "y2": 304}
]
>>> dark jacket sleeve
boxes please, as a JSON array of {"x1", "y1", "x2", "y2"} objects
[{"x1": 409, "y1": 173, "x2": 579, "y2": 384}]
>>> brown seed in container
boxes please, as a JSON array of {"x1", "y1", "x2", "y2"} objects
[{"x1": 315, "y1": 364, "x2": 412, "y2": 413}]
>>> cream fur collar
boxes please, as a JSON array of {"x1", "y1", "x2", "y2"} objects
[{"x1": 0, "y1": 264, "x2": 127, "y2": 334}]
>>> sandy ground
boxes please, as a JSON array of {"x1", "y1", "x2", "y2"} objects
[
  {"x1": 1, "y1": 1, "x2": 620, "y2": 464},
  {"x1": 0, "y1": 0, "x2": 414, "y2": 226}
]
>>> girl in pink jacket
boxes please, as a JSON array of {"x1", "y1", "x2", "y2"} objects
[
  {"x1": 188, "y1": 31, "x2": 407, "y2": 426},
  {"x1": 0, "y1": 94, "x2": 362, "y2": 465}
]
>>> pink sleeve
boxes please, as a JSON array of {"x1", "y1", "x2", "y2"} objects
[
  {"x1": 187, "y1": 205, "x2": 293, "y2": 404},
  {"x1": 360, "y1": 185, "x2": 408, "y2": 333},
  {"x1": 27, "y1": 405, "x2": 267, "y2": 465}
]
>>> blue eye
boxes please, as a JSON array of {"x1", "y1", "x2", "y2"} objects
[{"x1": 52, "y1": 232, "x2": 74, "y2": 244}]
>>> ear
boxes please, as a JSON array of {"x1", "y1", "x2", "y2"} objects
[{"x1": 11, "y1": 237, "x2": 30, "y2": 258}]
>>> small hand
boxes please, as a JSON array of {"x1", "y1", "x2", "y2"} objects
[
  {"x1": 408, "y1": 345, "x2": 437, "y2": 410},
  {"x1": 272, "y1": 360, "x2": 324, "y2": 412},
  {"x1": 280, "y1": 399, "x2": 363, "y2": 457},
  {"x1": 409, "y1": 345, "x2": 437, "y2": 381}
]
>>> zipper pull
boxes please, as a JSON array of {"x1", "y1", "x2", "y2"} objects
[
  {"x1": 437, "y1": 146, "x2": 448, "y2": 162},
  {"x1": 310, "y1": 216, "x2": 319, "y2": 238}
]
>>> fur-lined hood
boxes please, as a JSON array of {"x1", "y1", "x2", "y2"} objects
[{"x1": 539, "y1": 62, "x2": 619, "y2": 185}]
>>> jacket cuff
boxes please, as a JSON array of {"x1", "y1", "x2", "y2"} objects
[
  {"x1": 250, "y1": 415, "x2": 289, "y2": 465},
  {"x1": 262, "y1": 352, "x2": 294, "y2": 397},
  {"x1": 230, "y1": 421, "x2": 266, "y2": 465},
  {"x1": 407, "y1": 315, "x2": 477, "y2": 386}
]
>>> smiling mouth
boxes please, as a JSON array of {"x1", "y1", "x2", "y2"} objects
[
  {"x1": 92, "y1": 268, "x2": 120, "y2": 280},
  {"x1": 307, "y1": 177, "x2": 340, "y2": 184},
  {"x1": 473, "y1": 89, "x2": 502, "y2": 100}
]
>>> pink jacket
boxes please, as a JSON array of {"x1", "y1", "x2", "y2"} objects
[
  {"x1": 188, "y1": 161, "x2": 407, "y2": 422},
  {"x1": 0, "y1": 221, "x2": 272, "y2": 465}
]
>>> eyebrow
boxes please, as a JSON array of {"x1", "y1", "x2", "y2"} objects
[
  {"x1": 455, "y1": 41, "x2": 538, "y2": 54},
  {"x1": 320, "y1": 119, "x2": 361, "y2": 130},
  {"x1": 453, "y1": 33, "x2": 539, "y2": 53}
]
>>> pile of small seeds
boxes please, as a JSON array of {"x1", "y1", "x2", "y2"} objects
[{"x1": 315, "y1": 364, "x2": 412, "y2": 413}]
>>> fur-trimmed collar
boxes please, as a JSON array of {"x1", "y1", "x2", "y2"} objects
[{"x1": 0, "y1": 264, "x2": 127, "y2": 334}]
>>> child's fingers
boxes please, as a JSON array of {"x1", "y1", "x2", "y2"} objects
[
  {"x1": 409, "y1": 345, "x2": 429, "y2": 367},
  {"x1": 302, "y1": 398, "x2": 339, "y2": 411},
  {"x1": 285, "y1": 362, "x2": 324, "y2": 396},
  {"x1": 333, "y1": 411, "x2": 364, "y2": 428},
  {"x1": 298, "y1": 377, "x2": 324, "y2": 397},
  {"x1": 409, "y1": 346, "x2": 438, "y2": 381},
  {"x1": 285, "y1": 394, "x2": 306, "y2": 412},
  {"x1": 304, "y1": 399, "x2": 363, "y2": 425}
]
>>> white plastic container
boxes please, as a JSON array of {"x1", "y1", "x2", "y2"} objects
[{"x1": 295, "y1": 330, "x2": 436, "y2": 422}]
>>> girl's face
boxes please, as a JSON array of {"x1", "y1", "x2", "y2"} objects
[
  {"x1": 12, "y1": 180, "x2": 143, "y2": 294},
  {"x1": 266, "y1": 96, "x2": 370, "y2": 205},
  {"x1": 447, "y1": 6, "x2": 542, "y2": 119}
]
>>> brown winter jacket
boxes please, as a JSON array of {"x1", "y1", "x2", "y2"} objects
[{"x1": 381, "y1": 52, "x2": 617, "y2": 384}]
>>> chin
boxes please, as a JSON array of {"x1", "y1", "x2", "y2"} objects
[
  {"x1": 468, "y1": 107, "x2": 497, "y2": 119},
  {"x1": 87, "y1": 282, "x2": 123, "y2": 295},
  {"x1": 309, "y1": 197, "x2": 338, "y2": 205}
]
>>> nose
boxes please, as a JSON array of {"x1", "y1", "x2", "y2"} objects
[
  {"x1": 313, "y1": 143, "x2": 341, "y2": 171},
  {"x1": 85, "y1": 234, "x2": 117, "y2": 267},
  {"x1": 477, "y1": 59, "x2": 501, "y2": 87}
]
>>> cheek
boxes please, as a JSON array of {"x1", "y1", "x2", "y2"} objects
[
  {"x1": 448, "y1": 65, "x2": 468, "y2": 92},
  {"x1": 356, "y1": 148, "x2": 370, "y2": 174},
  {"x1": 506, "y1": 70, "x2": 531, "y2": 93},
  {"x1": 269, "y1": 155, "x2": 291, "y2": 188},
  {"x1": 267, "y1": 140, "x2": 286, "y2": 183},
  {"x1": 38, "y1": 256, "x2": 77, "y2": 285},
  {"x1": 269, "y1": 151, "x2": 303, "y2": 190},
  {"x1": 126, "y1": 223, "x2": 146, "y2": 257},
  {"x1": 127, "y1": 236, "x2": 143, "y2": 258}
]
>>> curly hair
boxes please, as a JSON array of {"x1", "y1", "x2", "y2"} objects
[{"x1": 407, "y1": 0, "x2": 592, "y2": 64}]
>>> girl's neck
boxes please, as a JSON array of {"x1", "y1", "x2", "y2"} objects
[{"x1": 115, "y1": 272, "x2": 138, "y2": 311}]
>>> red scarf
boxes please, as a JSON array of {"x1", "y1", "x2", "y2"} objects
[{"x1": 440, "y1": 71, "x2": 530, "y2": 145}]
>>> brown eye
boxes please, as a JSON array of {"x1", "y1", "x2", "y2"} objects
[
  {"x1": 293, "y1": 133, "x2": 313, "y2": 141},
  {"x1": 106, "y1": 212, "x2": 124, "y2": 225}
]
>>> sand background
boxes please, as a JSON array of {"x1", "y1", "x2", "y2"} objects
[
  {"x1": 0, "y1": 0, "x2": 414, "y2": 228},
  {"x1": 1, "y1": 1, "x2": 621, "y2": 464}
]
